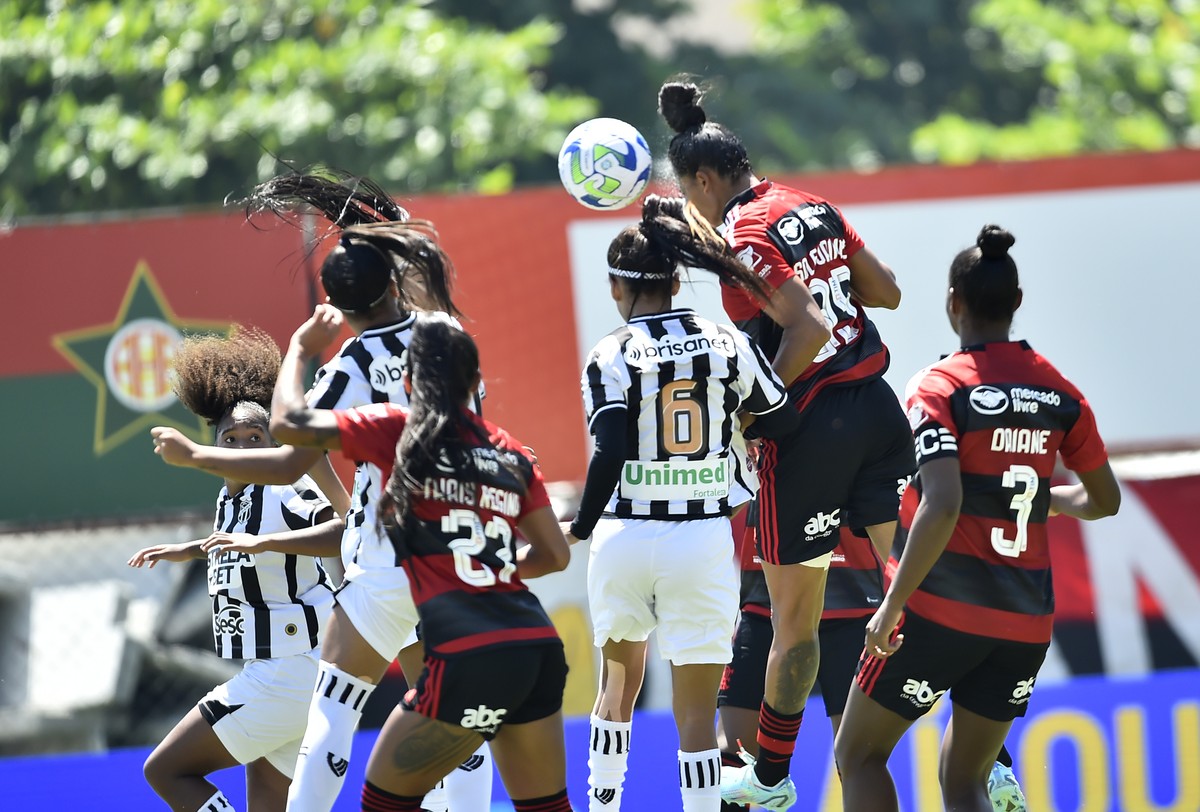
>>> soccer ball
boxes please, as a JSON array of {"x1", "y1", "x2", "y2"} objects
[{"x1": 557, "y1": 117, "x2": 652, "y2": 211}]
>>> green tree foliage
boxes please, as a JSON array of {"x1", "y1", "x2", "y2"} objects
[
  {"x1": 0, "y1": 0, "x2": 596, "y2": 216},
  {"x1": 739, "y1": 0, "x2": 1199, "y2": 170},
  {"x1": 913, "y1": 0, "x2": 1200, "y2": 163}
]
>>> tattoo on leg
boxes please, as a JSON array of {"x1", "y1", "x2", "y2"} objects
[
  {"x1": 387, "y1": 717, "x2": 478, "y2": 775},
  {"x1": 772, "y1": 639, "x2": 819, "y2": 712}
]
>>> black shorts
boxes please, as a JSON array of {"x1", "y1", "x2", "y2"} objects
[
  {"x1": 403, "y1": 643, "x2": 568, "y2": 739},
  {"x1": 816, "y1": 615, "x2": 870, "y2": 718},
  {"x1": 756, "y1": 378, "x2": 915, "y2": 565},
  {"x1": 718, "y1": 609, "x2": 771, "y2": 712},
  {"x1": 717, "y1": 610, "x2": 868, "y2": 718},
  {"x1": 854, "y1": 611, "x2": 1048, "y2": 722}
]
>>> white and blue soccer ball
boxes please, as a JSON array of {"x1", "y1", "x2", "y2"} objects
[{"x1": 557, "y1": 117, "x2": 653, "y2": 211}]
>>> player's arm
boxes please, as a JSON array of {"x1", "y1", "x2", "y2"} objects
[
  {"x1": 847, "y1": 246, "x2": 901, "y2": 310},
  {"x1": 761, "y1": 277, "x2": 830, "y2": 387},
  {"x1": 201, "y1": 508, "x2": 344, "y2": 558},
  {"x1": 565, "y1": 406, "x2": 627, "y2": 543},
  {"x1": 127, "y1": 537, "x2": 208, "y2": 568},
  {"x1": 151, "y1": 428, "x2": 328, "y2": 484},
  {"x1": 866, "y1": 455, "x2": 962, "y2": 656},
  {"x1": 307, "y1": 454, "x2": 351, "y2": 518},
  {"x1": 733, "y1": 331, "x2": 801, "y2": 440},
  {"x1": 517, "y1": 505, "x2": 571, "y2": 578},
  {"x1": 270, "y1": 305, "x2": 346, "y2": 451},
  {"x1": 1050, "y1": 462, "x2": 1121, "y2": 520}
]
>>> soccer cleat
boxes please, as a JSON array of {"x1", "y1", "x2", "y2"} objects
[
  {"x1": 718, "y1": 748, "x2": 796, "y2": 810},
  {"x1": 987, "y1": 762, "x2": 1028, "y2": 812}
]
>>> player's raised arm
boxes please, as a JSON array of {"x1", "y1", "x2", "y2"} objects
[{"x1": 270, "y1": 304, "x2": 346, "y2": 451}]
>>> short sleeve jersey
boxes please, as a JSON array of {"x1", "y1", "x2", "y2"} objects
[
  {"x1": 333, "y1": 404, "x2": 559, "y2": 657},
  {"x1": 898, "y1": 340, "x2": 1108, "y2": 643},
  {"x1": 306, "y1": 312, "x2": 481, "y2": 575},
  {"x1": 580, "y1": 308, "x2": 790, "y2": 520},
  {"x1": 208, "y1": 477, "x2": 334, "y2": 659},
  {"x1": 722, "y1": 180, "x2": 889, "y2": 413}
]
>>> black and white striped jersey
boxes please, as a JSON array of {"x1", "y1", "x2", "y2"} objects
[
  {"x1": 581, "y1": 308, "x2": 790, "y2": 520},
  {"x1": 208, "y1": 476, "x2": 334, "y2": 659},
  {"x1": 307, "y1": 312, "x2": 482, "y2": 574}
]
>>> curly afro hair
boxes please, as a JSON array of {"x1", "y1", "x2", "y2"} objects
[{"x1": 171, "y1": 326, "x2": 282, "y2": 426}]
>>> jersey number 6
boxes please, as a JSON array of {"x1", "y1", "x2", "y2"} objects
[{"x1": 660, "y1": 380, "x2": 708, "y2": 456}]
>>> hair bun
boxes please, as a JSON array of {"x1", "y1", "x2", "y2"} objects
[
  {"x1": 976, "y1": 224, "x2": 1015, "y2": 260},
  {"x1": 658, "y1": 82, "x2": 707, "y2": 133}
]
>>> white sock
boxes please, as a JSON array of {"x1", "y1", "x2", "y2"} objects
[
  {"x1": 199, "y1": 790, "x2": 235, "y2": 812},
  {"x1": 678, "y1": 748, "x2": 721, "y2": 812},
  {"x1": 588, "y1": 715, "x2": 632, "y2": 811},
  {"x1": 284, "y1": 662, "x2": 376, "y2": 812},
  {"x1": 421, "y1": 778, "x2": 447, "y2": 812},
  {"x1": 445, "y1": 742, "x2": 493, "y2": 809}
]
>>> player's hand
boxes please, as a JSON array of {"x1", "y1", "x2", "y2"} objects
[
  {"x1": 745, "y1": 438, "x2": 761, "y2": 471},
  {"x1": 151, "y1": 427, "x2": 199, "y2": 467},
  {"x1": 200, "y1": 532, "x2": 267, "y2": 555},
  {"x1": 127, "y1": 542, "x2": 197, "y2": 568},
  {"x1": 560, "y1": 521, "x2": 584, "y2": 545},
  {"x1": 864, "y1": 600, "x2": 905, "y2": 659},
  {"x1": 291, "y1": 304, "x2": 343, "y2": 359}
]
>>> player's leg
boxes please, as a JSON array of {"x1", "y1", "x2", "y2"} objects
[
  {"x1": 938, "y1": 703, "x2": 1015, "y2": 812},
  {"x1": 588, "y1": 638, "x2": 648, "y2": 811},
  {"x1": 833, "y1": 684, "x2": 914, "y2": 812},
  {"x1": 585, "y1": 516, "x2": 656, "y2": 811},
  {"x1": 490, "y1": 712, "x2": 572, "y2": 812},
  {"x1": 361, "y1": 708, "x2": 485, "y2": 810},
  {"x1": 672, "y1": 662, "x2": 726, "y2": 812},
  {"x1": 288, "y1": 573, "x2": 415, "y2": 812},
  {"x1": 716, "y1": 609, "x2": 772, "y2": 812},
  {"x1": 729, "y1": 402, "x2": 851, "y2": 804},
  {"x1": 245, "y1": 757, "x2": 291, "y2": 812},
  {"x1": 143, "y1": 706, "x2": 241, "y2": 811},
  {"x1": 655, "y1": 516, "x2": 740, "y2": 812}
]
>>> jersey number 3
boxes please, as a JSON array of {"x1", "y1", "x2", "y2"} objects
[{"x1": 991, "y1": 464, "x2": 1039, "y2": 558}]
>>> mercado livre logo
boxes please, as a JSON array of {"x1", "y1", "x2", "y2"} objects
[{"x1": 51, "y1": 262, "x2": 230, "y2": 455}]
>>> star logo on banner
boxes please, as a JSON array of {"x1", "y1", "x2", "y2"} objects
[{"x1": 51, "y1": 262, "x2": 230, "y2": 455}]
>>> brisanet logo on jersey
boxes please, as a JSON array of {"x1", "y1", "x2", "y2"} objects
[{"x1": 623, "y1": 332, "x2": 736, "y2": 367}]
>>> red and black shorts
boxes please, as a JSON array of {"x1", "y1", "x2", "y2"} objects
[
  {"x1": 756, "y1": 377, "x2": 915, "y2": 565},
  {"x1": 403, "y1": 642, "x2": 568, "y2": 739},
  {"x1": 854, "y1": 611, "x2": 1048, "y2": 722},
  {"x1": 717, "y1": 608, "x2": 869, "y2": 718}
]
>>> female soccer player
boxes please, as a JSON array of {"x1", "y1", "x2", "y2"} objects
[
  {"x1": 659, "y1": 80, "x2": 916, "y2": 809},
  {"x1": 149, "y1": 171, "x2": 491, "y2": 812},
  {"x1": 130, "y1": 327, "x2": 342, "y2": 812},
  {"x1": 270, "y1": 312, "x2": 573, "y2": 812},
  {"x1": 834, "y1": 225, "x2": 1122, "y2": 812},
  {"x1": 564, "y1": 195, "x2": 800, "y2": 812}
]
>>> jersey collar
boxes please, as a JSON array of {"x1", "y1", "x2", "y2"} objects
[
  {"x1": 360, "y1": 312, "x2": 417, "y2": 337},
  {"x1": 627, "y1": 307, "x2": 695, "y2": 324},
  {"x1": 956, "y1": 339, "x2": 1032, "y2": 354},
  {"x1": 723, "y1": 178, "x2": 773, "y2": 219}
]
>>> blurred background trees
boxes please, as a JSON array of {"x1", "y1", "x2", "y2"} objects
[{"x1": 2, "y1": 0, "x2": 1197, "y2": 217}]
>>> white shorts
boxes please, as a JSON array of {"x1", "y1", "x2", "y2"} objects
[
  {"x1": 200, "y1": 649, "x2": 320, "y2": 778},
  {"x1": 335, "y1": 565, "x2": 420, "y2": 661},
  {"x1": 588, "y1": 516, "x2": 739, "y2": 666}
]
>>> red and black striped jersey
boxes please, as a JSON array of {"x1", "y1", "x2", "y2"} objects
[
  {"x1": 899, "y1": 340, "x2": 1108, "y2": 643},
  {"x1": 721, "y1": 180, "x2": 888, "y2": 413},
  {"x1": 333, "y1": 403, "x2": 560, "y2": 657},
  {"x1": 738, "y1": 524, "x2": 883, "y2": 621}
]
